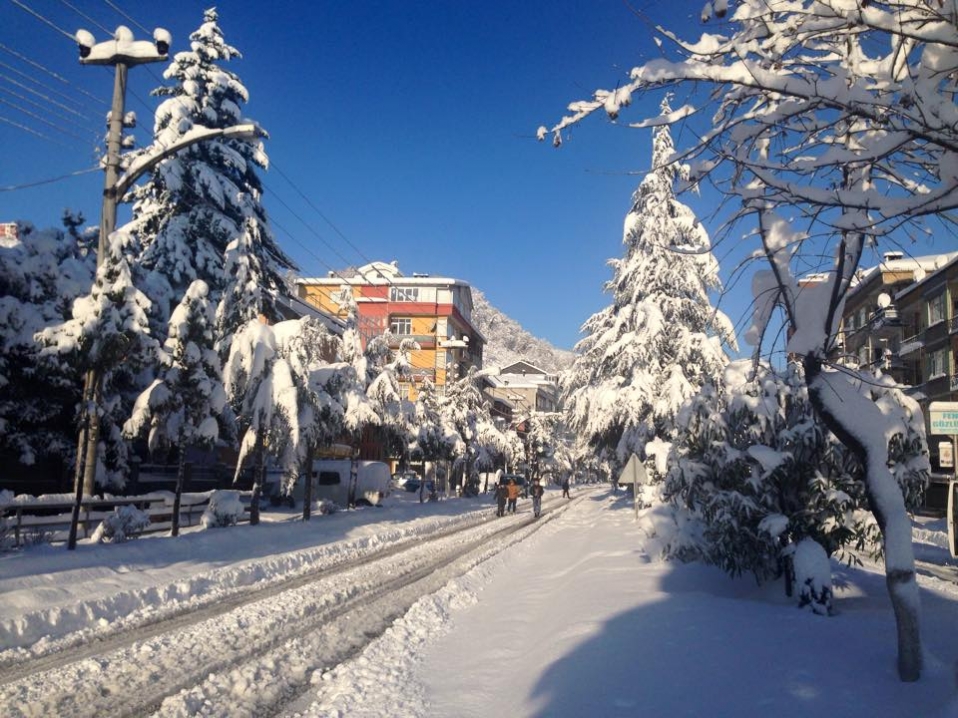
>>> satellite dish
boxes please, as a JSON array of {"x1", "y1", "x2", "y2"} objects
[
  {"x1": 914, "y1": 267, "x2": 926, "y2": 281},
  {"x1": 877, "y1": 293, "x2": 891, "y2": 308}
]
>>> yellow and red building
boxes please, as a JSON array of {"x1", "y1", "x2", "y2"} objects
[{"x1": 296, "y1": 261, "x2": 484, "y2": 396}]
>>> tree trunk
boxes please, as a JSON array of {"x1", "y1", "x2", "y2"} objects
[
  {"x1": 250, "y1": 430, "x2": 264, "y2": 526},
  {"x1": 302, "y1": 443, "x2": 314, "y2": 521},
  {"x1": 171, "y1": 453, "x2": 188, "y2": 537},
  {"x1": 804, "y1": 355, "x2": 922, "y2": 682},
  {"x1": 68, "y1": 371, "x2": 99, "y2": 551}
]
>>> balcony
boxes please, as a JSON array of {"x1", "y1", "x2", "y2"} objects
[
  {"x1": 898, "y1": 334, "x2": 923, "y2": 356},
  {"x1": 870, "y1": 305, "x2": 901, "y2": 333},
  {"x1": 387, "y1": 334, "x2": 436, "y2": 349}
]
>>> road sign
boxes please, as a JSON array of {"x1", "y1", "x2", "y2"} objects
[
  {"x1": 619, "y1": 454, "x2": 648, "y2": 520},
  {"x1": 930, "y1": 402, "x2": 958, "y2": 435}
]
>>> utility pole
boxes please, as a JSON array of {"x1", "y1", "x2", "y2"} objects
[{"x1": 67, "y1": 26, "x2": 169, "y2": 550}]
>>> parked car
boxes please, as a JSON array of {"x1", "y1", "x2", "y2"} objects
[
  {"x1": 393, "y1": 471, "x2": 420, "y2": 490},
  {"x1": 404, "y1": 476, "x2": 435, "y2": 494},
  {"x1": 500, "y1": 473, "x2": 528, "y2": 498}
]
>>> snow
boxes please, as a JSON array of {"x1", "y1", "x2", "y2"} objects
[{"x1": 4, "y1": 488, "x2": 958, "y2": 716}]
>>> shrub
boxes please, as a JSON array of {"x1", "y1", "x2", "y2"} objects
[
  {"x1": 314, "y1": 499, "x2": 338, "y2": 515},
  {"x1": 201, "y1": 490, "x2": 245, "y2": 528},
  {"x1": 91, "y1": 504, "x2": 151, "y2": 543}
]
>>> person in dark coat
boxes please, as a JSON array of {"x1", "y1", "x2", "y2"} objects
[
  {"x1": 531, "y1": 479, "x2": 544, "y2": 518},
  {"x1": 562, "y1": 477, "x2": 571, "y2": 499},
  {"x1": 496, "y1": 481, "x2": 509, "y2": 517}
]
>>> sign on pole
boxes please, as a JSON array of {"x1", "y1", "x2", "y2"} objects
[
  {"x1": 619, "y1": 454, "x2": 648, "y2": 520},
  {"x1": 930, "y1": 402, "x2": 958, "y2": 435}
]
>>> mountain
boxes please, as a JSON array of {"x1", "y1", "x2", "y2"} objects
[{"x1": 471, "y1": 289, "x2": 575, "y2": 373}]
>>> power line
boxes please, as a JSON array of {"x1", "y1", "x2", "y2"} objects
[
  {"x1": 0, "y1": 113, "x2": 74, "y2": 147},
  {"x1": 270, "y1": 159, "x2": 378, "y2": 269},
  {"x1": 0, "y1": 73, "x2": 90, "y2": 119},
  {"x1": 261, "y1": 180, "x2": 360, "y2": 270},
  {"x1": 0, "y1": 165, "x2": 99, "y2": 192},
  {"x1": 0, "y1": 60, "x2": 94, "y2": 117},
  {"x1": 0, "y1": 42, "x2": 107, "y2": 108},
  {"x1": 10, "y1": 0, "x2": 77, "y2": 42},
  {"x1": 0, "y1": 96, "x2": 89, "y2": 140},
  {"x1": 58, "y1": 0, "x2": 112, "y2": 36},
  {"x1": 0, "y1": 85, "x2": 97, "y2": 134},
  {"x1": 101, "y1": 0, "x2": 151, "y2": 35},
  {"x1": 74, "y1": 0, "x2": 392, "y2": 300}
]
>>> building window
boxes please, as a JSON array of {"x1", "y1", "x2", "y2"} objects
[
  {"x1": 928, "y1": 292, "x2": 946, "y2": 326},
  {"x1": 390, "y1": 286, "x2": 419, "y2": 302},
  {"x1": 927, "y1": 347, "x2": 948, "y2": 380},
  {"x1": 389, "y1": 317, "x2": 412, "y2": 335}
]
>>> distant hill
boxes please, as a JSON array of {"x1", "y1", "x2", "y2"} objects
[{"x1": 471, "y1": 289, "x2": 575, "y2": 373}]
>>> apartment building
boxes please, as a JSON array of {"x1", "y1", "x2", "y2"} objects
[
  {"x1": 838, "y1": 250, "x2": 958, "y2": 504},
  {"x1": 295, "y1": 261, "x2": 484, "y2": 395},
  {"x1": 484, "y1": 360, "x2": 560, "y2": 420}
]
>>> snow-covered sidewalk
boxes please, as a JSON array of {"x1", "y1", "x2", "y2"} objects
[{"x1": 306, "y1": 491, "x2": 958, "y2": 718}]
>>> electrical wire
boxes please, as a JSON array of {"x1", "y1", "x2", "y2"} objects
[
  {"x1": 0, "y1": 96, "x2": 88, "y2": 140},
  {"x1": 0, "y1": 114, "x2": 74, "y2": 147},
  {"x1": 0, "y1": 72, "x2": 90, "y2": 119},
  {"x1": 101, "y1": 0, "x2": 151, "y2": 35},
  {"x1": 0, "y1": 85, "x2": 97, "y2": 134},
  {"x1": 9, "y1": 0, "x2": 77, "y2": 42},
  {"x1": 0, "y1": 59, "x2": 94, "y2": 118},
  {"x1": 58, "y1": 0, "x2": 112, "y2": 36},
  {"x1": 0, "y1": 41, "x2": 107, "y2": 108},
  {"x1": 0, "y1": 165, "x2": 99, "y2": 192}
]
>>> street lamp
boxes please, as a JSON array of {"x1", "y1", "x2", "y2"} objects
[{"x1": 67, "y1": 27, "x2": 264, "y2": 549}]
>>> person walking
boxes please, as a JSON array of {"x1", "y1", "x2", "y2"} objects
[
  {"x1": 562, "y1": 477, "x2": 571, "y2": 499},
  {"x1": 506, "y1": 478, "x2": 519, "y2": 514},
  {"x1": 531, "y1": 479, "x2": 544, "y2": 518},
  {"x1": 495, "y1": 480, "x2": 508, "y2": 517}
]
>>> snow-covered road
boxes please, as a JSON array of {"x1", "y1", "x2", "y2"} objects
[{"x1": 0, "y1": 492, "x2": 574, "y2": 717}]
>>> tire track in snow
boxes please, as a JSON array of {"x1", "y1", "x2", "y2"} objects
[{"x1": 0, "y1": 498, "x2": 580, "y2": 718}]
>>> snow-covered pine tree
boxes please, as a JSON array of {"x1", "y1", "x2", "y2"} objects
[
  {"x1": 442, "y1": 366, "x2": 494, "y2": 496},
  {"x1": 268, "y1": 317, "x2": 350, "y2": 519},
  {"x1": 562, "y1": 98, "x2": 735, "y2": 479},
  {"x1": 125, "y1": 8, "x2": 295, "y2": 350},
  {"x1": 124, "y1": 280, "x2": 227, "y2": 536},
  {"x1": 224, "y1": 318, "x2": 278, "y2": 525},
  {"x1": 38, "y1": 233, "x2": 157, "y2": 493},
  {"x1": 0, "y1": 218, "x2": 94, "y2": 479},
  {"x1": 364, "y1": 334, "x2": 417, "y2": 469},
  {"x1": 412, "y1": 379, "x2": 461, "y2": 491}
]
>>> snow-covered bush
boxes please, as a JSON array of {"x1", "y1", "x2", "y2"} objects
[
  {"x1": 314, "y1": 499, "x2": 338, "y2": 516},
  {"x1": 664, "y1": 360, "x2": 926, "y2": 588},
  {"x1": 201, "y1": 490, "x2": 245, "y2": 528},
  {"x1": 91, "y1": 504, "x2": 151, "y2": 543},
  {"x1": 787, "y1": 538, "x2": 833, "y2": 616}
]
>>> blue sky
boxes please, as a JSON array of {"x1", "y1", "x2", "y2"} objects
[{"x1": 1, "y1": 0, "x2": 748, "y2": 351}]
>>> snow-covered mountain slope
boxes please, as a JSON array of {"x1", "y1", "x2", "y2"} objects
[{"x1": 471, "y1": 289, "x2": 574, "y2": 373}]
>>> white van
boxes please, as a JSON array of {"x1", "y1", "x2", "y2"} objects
[{"x1": 296, "y1": 459, "x2": 391, "y2": 508}]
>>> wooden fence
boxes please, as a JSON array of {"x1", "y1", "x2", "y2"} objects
[{"x1": 0, "y1": 492, "x2": 251, "y2": 548}]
